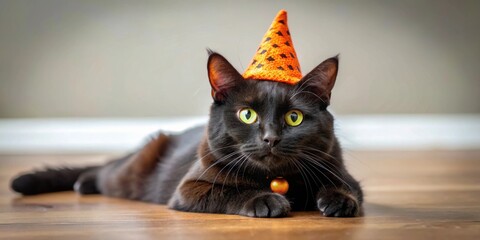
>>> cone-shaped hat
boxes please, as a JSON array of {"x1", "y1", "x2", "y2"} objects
[{"x1": 242, "y1": 10, "x2": 302, "y2": 84}]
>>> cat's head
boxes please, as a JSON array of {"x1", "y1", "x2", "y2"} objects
[{"x1": 206, "y1": 51, "x2": 339, "y2": 175}]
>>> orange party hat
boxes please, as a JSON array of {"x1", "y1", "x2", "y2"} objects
[{"x1": 242, "y1": 10, "x2": 302, "y2": 84}]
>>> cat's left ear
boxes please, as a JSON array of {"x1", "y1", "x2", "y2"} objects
[
  {"x1": 296, "y1": 56, "x2": 339, "y2": 106},
  {"x1": 207, "y1": 51, "x2": 243, "y2": 103}
]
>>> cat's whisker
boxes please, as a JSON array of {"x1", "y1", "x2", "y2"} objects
[
  {"x1": 296, "y1": 146, "x2": 348, "y2": 178},
  {"x1": 194, "y1": 145, "x2": 259, "y2": 184},
  {"x1": 207, "y1": 147, "x2": 259, "y2": 192},
  {"x1": 210, "y1": 154, "x2": 246, "y2": 198},
  {"x1": 295, "y1": 157, "x2": 328, "y2": 192},
  {"x1": 297, "y1": 155, "x2": 337, "y2": 189},
  {"x1": 288, "y1": 158, "x2": 307, "y2": 193},
  {"x1": 234, "y1": 153, "x2": 251, "y2": 194},
  {"x1": 298, "y1": 146, "x2": 337, "y2": 161},
  {"x1": 221, "y1": 154, "x2": 247, "y2": 194},
  {"x1": 242, "y1": 154, "x2": 253, "y2": 183},
  {"x1": 281, "y1": 145, "x2": 336, "y2": 189},
  {"x1": 295, "y1": 157, "x2": 325, "y2": 192},
  {"x1": 284, "y1": 158, "x2": 310, "y2": 209},
  {"x1": 299, "y1": 153, "x2": 354, "y2": 192},
  {"x1": 190, "y1": 145, "x2": 242, "y2": 175},
  {"x1": 290, "y1": 158, "x2": 321, "y2": 209},
  {"x1": 299, "y1": 149, "x2": 345, "y2": 177},
  {"x1": 195, "y1": 150, "x2": 242, "y2": 183},
  {"x1": 305, "y1": 147, "x2": 362, "y2": 173}
]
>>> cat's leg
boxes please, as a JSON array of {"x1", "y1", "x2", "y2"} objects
[
  {"x1": 94, "y1": 133, "x2": 170, "y2": 200},
  {"x1": 315, "y1": 170, "x2": 363, "y2": 217},
  {"x1": 169, "y1": 179, "x2": 291, "y2": 218}
]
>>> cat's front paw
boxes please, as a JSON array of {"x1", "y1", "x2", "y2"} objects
[
  {"x1": 240, "y1": 193, "x2": 291, "y2": 218},
  {"x1": 317, "y1": 191, "x2": 360, "y2": 217}
]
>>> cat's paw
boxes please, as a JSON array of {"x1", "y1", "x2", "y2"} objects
[
  {"x1": 317, "y1": 191, "x2": 360, "y2": 217},
  {"x1": 240, "y1": 193, "x2": 291, "y2": 218}
]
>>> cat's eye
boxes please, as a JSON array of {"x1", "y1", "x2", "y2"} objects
[
  {"x1": 238, "y1": 108, "x2": 258, "y2": 124},
  {"x1": 285, "y1": 110, "x2": 303, "y2": 126}
]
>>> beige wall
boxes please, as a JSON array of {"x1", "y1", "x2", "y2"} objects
[{"x1": 0, "y1": 0, "x2": 479, "y2": 118}]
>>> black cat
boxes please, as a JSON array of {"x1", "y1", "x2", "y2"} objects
[{"x1": 11, "y1": 52, "x2": 363, "y2": 218}]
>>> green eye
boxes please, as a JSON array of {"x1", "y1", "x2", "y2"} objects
[
  {"x1": 238, "y1": 108, "x2": 258, "y2": 124},
  {"x1": 285, "y1": 110, "x2": 303, "y2": 126}
]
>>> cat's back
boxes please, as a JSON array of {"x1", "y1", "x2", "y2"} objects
[{"x1": 143, "y1": 125, "x2": 206, "y2": 203}]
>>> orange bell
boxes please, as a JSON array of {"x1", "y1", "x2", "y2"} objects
[{"x1": 270, "y1": 177, "x2": 289, "y2": 195}]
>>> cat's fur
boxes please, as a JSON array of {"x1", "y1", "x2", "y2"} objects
[{"x1": 11, "y1": 52, "x2": 363, "y2": 218}]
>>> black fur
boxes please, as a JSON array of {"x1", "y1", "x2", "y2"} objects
[
  {"x1": 11, "y1": 52, "x2": 363, "y2": 218},
  {"x1": 11, "y1": 166, "x2": 98, "y2": 195}
]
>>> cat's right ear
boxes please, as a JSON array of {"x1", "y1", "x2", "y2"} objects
[
  {"x1": 295, "y1": 56, "x2": 339, "y2": 107},
  {"x1": 207, "y1": 51, "x2": 242, "y2": 102}
]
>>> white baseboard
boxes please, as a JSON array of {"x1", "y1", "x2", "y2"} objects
[
  {"x1": 334, "y1": 115, "x2": 480, "y2": 150},
  {"x1": 0, "y1": 115, "x2": 479, "y2": 153}
]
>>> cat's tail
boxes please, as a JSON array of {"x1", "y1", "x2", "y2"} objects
[{"x1": 10, "y1": 166, "x2": 100, "y2": 195}]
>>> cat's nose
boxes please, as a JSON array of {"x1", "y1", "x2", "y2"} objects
[
  {"x1": 263, "y1": 134, "x2": 281, "y2": 148},
  {"x1": 262, "y1": 123, "x2": 281, "y2": 148}
]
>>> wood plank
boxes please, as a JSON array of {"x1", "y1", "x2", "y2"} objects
[{"x1": 0, "y1": 151, "x2": 479, "y2": 239}]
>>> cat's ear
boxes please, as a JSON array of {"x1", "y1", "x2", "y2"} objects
[
  {"x1": 207, "y1": 51, "x2": 242, "y2": 102},
  {"x1": 296, "y1": 56, "x2": 339, "y2": 106}
]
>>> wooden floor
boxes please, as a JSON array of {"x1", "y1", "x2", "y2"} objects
[{"x1": 0, "y1": 151, "x2": 479, "y2": 240}]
